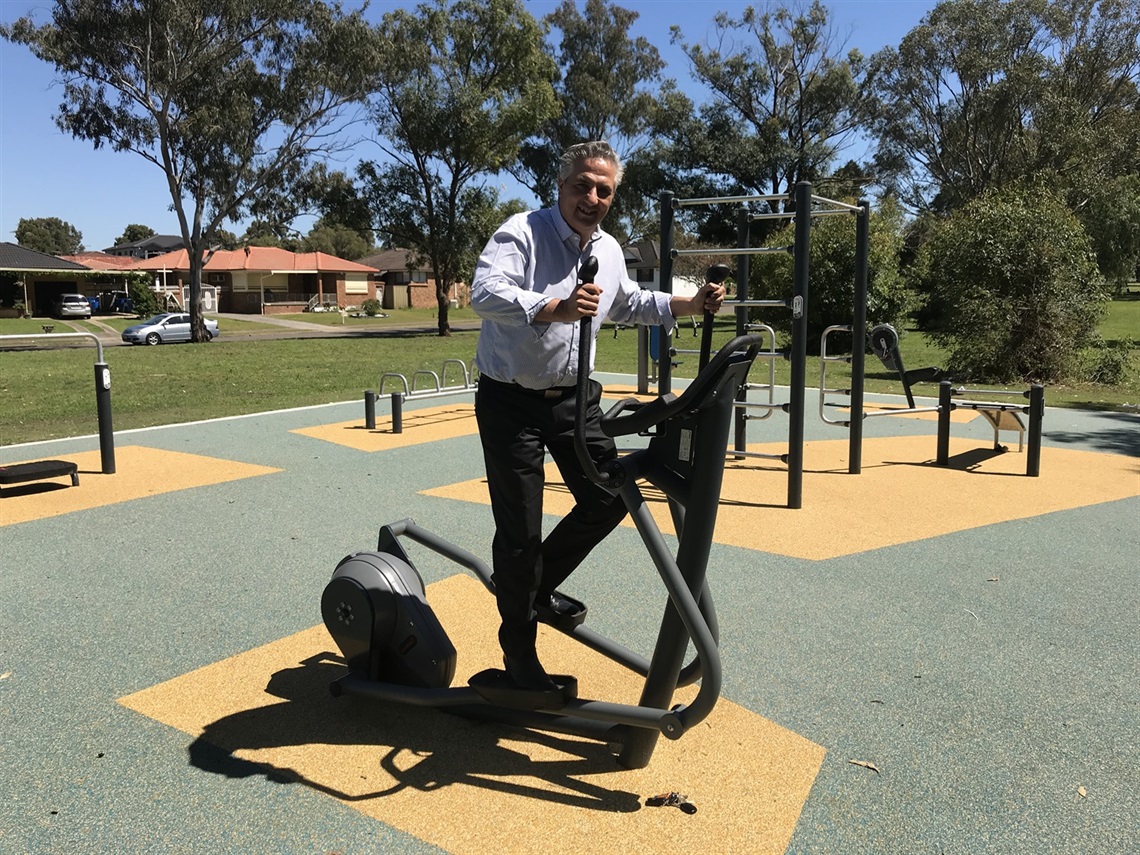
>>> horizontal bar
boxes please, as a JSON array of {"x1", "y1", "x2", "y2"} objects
[
  {"x1": 735, "y1": 401, "x2": 782, "y2": 411},
  {"x1": 953, "y1": 387, "x2": 1031, "y2": 397},
  {"x1": 864, "y1": 406, "x2": 941, "y2": 418},
  {"x1": 673, "y1": 192, "x2": 789, "y2": 208},
  {"x1": 734, "y1": 299, "x2": 788, "y2": 308},
  {"x1": 810, "y1": 195, "x2": 865, "y2": 212},
  {"x1": 671, "y1": 245, "x2": 792, "y2": 257},
  {"x1": 749, "y1": 210, "x2": 795, "y2": 221},
  {"x1": 808, "y1": 207, "x2": 858, "y2": 218},
  {"x1": 387, "y1": 385, "x2": 476, "y2": 404},
  {"x1": 951, "y1": 402, "x2": 1030, "y2": 413},
  {"x1": 0, "y1": 331, "x2": 105, "y2": 362},
  {"x1": 725, "y1": 448, "x2": 788, "y2": 462}
]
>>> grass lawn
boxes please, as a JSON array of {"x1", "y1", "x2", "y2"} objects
[{"x1": 2, "y1": 299, "x2": 1137, "y2": 445}]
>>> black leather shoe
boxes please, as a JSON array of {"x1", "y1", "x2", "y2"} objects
[
  {"x1": 535, "y1": 590, "x2": 588, "y2": 627},
  {"x1": 503, "y1": 653, "x2": 558, "y2": 693}
]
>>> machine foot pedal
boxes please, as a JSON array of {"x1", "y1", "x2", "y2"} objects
[
  {"x1": 468, "y1": 669, "x2": 578, "y2": 710},
  {"x1": 535, "y1": 590, "x2": 588, "y2": 629}
]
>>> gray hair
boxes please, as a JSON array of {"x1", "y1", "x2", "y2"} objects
[{"x1": 558, "y1": 141, "x2": 624, "y2": 186}]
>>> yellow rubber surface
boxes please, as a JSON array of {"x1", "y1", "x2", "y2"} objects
[
  {"x1": 424, "y1": 437, "x2": 1140, "y2": 560},
  {"x1": 0, "y1": 446, "x2": 281, "y2": 527},
  {"x1": 291, "y1": 404, "x2": 478, "y2": 451},
  {"x1": 120, "y1": 574, "x2": 825, "y2": 855}
]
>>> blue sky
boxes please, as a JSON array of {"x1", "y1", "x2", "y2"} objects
[{"x1": 0, "y1": 0, "x2": 938, "y2": 252}]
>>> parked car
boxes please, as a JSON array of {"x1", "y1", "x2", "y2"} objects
[
  {"x1": 95, "y1": 290, "x2": 134, "y2": 315},
  {"x1": 52, "y1": 293, "x2": 92, "y2": 319},
  {"x1": 121, "y1": 313, "x2": 219, "y2": 345}
]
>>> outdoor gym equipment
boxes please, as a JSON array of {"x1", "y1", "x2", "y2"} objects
[
  {"x1": 937, "y1": 381, "x2": 1045, "y2": 476},
  {"x1": 0, "y1": 331, "x2": 116, "y2": 475},
  {"x1": 363, "y1": 359, "x2": 478, "y2": 432},
  {"x1": 322, "y1": 256, "x2": 764, "y2": 769},
  {"x1": 656, "y1": 181, "x2": 861, "y2": 507}
]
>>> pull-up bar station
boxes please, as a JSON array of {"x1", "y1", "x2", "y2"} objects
[{"x1": 654, "y1": 181, "x2": 867, "y2": 509}]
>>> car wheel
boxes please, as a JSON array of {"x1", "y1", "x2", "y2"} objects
[
  {"x1": 203, "y1": 330, "x2": 213, "y2": 342},
  {"x1": 145, "y1": 332, "x2": 161, "y2": 346}
]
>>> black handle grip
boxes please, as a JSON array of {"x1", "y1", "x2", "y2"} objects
[
  {"x1": 574, "y1": 256, "x2": 612, "y2": 485},
  {"x1": 698, "y1": 264, "x2": 731, "y2": 371}
]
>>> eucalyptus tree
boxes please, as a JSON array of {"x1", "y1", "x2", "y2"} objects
[
  {"x1": 866, "y1": 0, "x2": 1139, "y2": 205},
  {"x1": 3, "y1": 0, "x2": 380, "y2": 340},
  {"x1": 668, "y1": 1, "x2": 868, "y2": 212},
  {"x1": 359, "y1": 0, "x2": 557, "y2": 335},
  {"x1": 867, "y1": 0, "x2": 1140, "y2": 286},
  {"x1": 511, "y1": 0, "x2": 668, "y2": 242}
]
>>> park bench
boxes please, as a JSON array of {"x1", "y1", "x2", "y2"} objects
[{"x1": 0, "y1": 460, "x2": 79, "y2": 494}]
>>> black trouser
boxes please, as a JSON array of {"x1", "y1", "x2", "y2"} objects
[{"x1": 475, "y1": 376, "x2": 628, "y2": 660}]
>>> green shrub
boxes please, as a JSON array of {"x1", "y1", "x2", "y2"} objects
[
  {"x1": 912, "y1": 185, "x2": 1107, "y2": 383},
  {"x1": 1084, "y1": 335, "x2": 1135, "y2": 385},
  {"x1": 361, "y1": 297, "x2": 382, "y2": 317},
  {"x1": 747, "y1": 197, "x2": 912, "y2": 352},
  {"x1": 128, "y1": 278, "x2": 161, "y2": 318}
]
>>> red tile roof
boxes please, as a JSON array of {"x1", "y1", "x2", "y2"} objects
[
  {"x1": 59, "y1": 252, "x2": 135, "y2": 270},
  {"x1": 129, "y1": 246, "x2": 379, "y2": 273}
]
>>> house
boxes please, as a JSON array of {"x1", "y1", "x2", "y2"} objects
[
  {"x1": 623, "y1": 239, "x2": 701, "y2": 297},
  {"x1": 0, "y1": 242, "x2": 91, "y2": 317},
  {"x1": 357, "y1": 248, "x2": 469, "y2": 310},
  {"x1": 129, "y1": 246, "x2": 381, "y2": 314},
  {"x1": 103, "y1": 234, "x2": 186, "y2": 259}
]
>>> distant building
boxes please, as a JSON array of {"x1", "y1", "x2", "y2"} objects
[
  {"x1": 129, "y1": 246, "x2": 380, "y2": 314},
  {"x1": 357, "y1": 248, "x2": 463, "y2": 310},
  {"x1": 104, "y1": 234, "x2": 186, "y2": 259},
  {"x1": 623, "y1": 239, "x2": 700, "y2": 297},
  {"x1": 0, "y1": 242, "x2": 90, "y2": 316}
]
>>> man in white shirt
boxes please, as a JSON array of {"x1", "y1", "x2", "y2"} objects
[{"x1": 470, "y1": 141, "x2": 725, "y2": 693}]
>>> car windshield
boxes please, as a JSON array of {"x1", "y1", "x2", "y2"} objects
[{"x1": 143, "y1": 315, "x2": 171, "y2": 325}]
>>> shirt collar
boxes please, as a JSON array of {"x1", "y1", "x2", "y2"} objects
[{"x1": 547, "y1": 206, "x2": 600, "y2": 250}]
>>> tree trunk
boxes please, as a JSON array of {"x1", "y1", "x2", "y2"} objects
[
  {"x1": 188, "y1": 249, "x2": 207, "y2": 343},
  {"x1": 436, "y1": 284, "x2": 451, "y2": 336}
]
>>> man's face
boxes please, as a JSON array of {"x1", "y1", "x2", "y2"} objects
[{"x1": 557, "y1": 157, "x2": 618, "y2": 242}]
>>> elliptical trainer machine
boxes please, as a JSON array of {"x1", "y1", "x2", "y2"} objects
[{"x1": 321, "y1": 259, "x2": 762, "y2": 769}]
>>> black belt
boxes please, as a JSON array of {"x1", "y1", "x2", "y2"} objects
[{"x1": 480, "y1": 375, "x2": 575, "y2": 399}]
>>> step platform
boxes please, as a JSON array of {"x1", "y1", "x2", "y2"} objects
[
  {"x1": 468, "y1": 668, "x2": 578, "y2": 711},
  {"x1": 0, "y1": 460, "x2": 79, "y2": 493}
]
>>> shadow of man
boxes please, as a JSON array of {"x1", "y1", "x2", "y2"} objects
[{"x1": 187, "y1": 652, "x2": 640, "y2": 813}]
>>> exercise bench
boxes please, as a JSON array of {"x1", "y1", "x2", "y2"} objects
[{"x1": 0, "y1": 460, "x2": 79, "y2": 494}]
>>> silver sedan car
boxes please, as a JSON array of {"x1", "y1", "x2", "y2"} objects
[{"x1": 121, "y1": 313, "x2": 219, "y2": 345}]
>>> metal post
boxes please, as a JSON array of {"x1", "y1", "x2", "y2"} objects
[
  {"x1": 93, "y1": 362, "x2": 116, "y2": 474},
  {"x1": 734, "y1": 206, "x2": 750, "y2": 455},
  {"x1": 849, "y1": 201, "x2": 870, "y2": 475},
  {"x1": 364, "y1": 390, "x2": 376, "y2": 430},
  {"x1": 391, "y1": 393, "x2": 404, "y2": 434},
  {"x1": 637, "y1": 326, "x2": 649, "y2": 395},
  {"x1": 658, "y1": 191, "x2": 675, "y2": 396},
  {"x1": 937, "y1": 381, "x2": 953, "y2": 465},
  {"x1": 786, "y1": 182, "x2": 811, "y2": 509},
  {"x1": 1027, "y1": 384, "x2": 1045, "y2": 477}
]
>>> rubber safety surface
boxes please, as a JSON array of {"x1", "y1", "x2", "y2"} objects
[
  {"x1": 120, "y1": 574, "x2": 826, "y2": 855},
  {"x1": 423, "y1": 436, "x2": 1140, "y2": 560}
]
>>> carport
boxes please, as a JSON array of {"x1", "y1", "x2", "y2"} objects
[{"x1": 0, "y1": 241, "x2": 90, "y2": 317}]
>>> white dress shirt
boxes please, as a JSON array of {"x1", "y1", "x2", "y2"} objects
[{"x1": 471, "y1": 207, "x2": 674, "y2": 389}]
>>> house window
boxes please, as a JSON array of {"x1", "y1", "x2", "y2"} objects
[
  {"x1": 209, "y1": 273, "x2": 225, "y2": 284},
  {"x1": 413, "y1": 270, "x2": 428, "y2": 283},
  {"x1": 635, "y1": 268, "x2": 655, "y2": 283}
]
